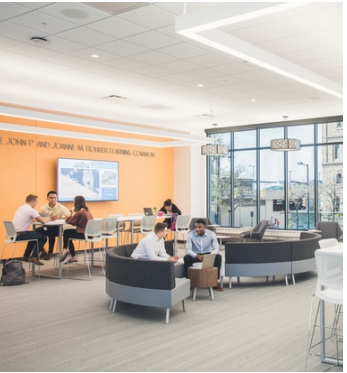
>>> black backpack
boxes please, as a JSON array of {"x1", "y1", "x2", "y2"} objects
[{"x1": 1, "y1": 260, "x2": 26, "y2": 286}]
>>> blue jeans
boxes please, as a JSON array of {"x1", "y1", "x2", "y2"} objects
[
  {"x1": 35, "y1": 225, "x2": 59, "y2": 253},
  {"x1": 16, "y1": 231, "x2": 47, "y2": 258}
]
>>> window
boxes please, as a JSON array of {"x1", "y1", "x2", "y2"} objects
[
  {"x1": 333, "y1": 144, "x2": 340, "y2": 160},
  {"x1": 206, "y1": 118, "x2": 343, "y2": 229}
]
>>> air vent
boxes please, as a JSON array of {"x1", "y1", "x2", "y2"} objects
[
  {"x1": 107, "y1": 94, "x2": 127, "y2": 100},
  {"x1": 30, "y1": 37, "x2": 48, "y2": 45}
]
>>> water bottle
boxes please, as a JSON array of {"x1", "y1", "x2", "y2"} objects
[{"x1": 153, "y1": 207, "x2": 157, "y2": 216}]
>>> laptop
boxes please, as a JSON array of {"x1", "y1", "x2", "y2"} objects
[
  {"x1": 192, "y1": 253, "x2": 216, "y2": 269},
  {"x1": 143, "y1": 208, "x2": 154, "y2": 216}
]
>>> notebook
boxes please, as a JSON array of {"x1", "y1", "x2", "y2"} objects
[
  {"x1": 143, "y1": 208, "x2": 154, "y2": 216},
  {"x1": 192, "y1": 253, "x2": 216, "y2": 270}
]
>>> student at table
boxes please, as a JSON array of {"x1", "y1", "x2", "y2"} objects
[
  {"x1": 159, "y1": 199, "x2": 181, "y2": 229},
  {"x1": 131, "y1": 222, "x2": 179, "y2": 262},
  {"x1": 60, "y1": 195, "x2": 93, "y2": 264},
  {"x1": 35, "y1": 190, "x2": 70, "y2": 260},
  {"x1": 184, "y1": 218, "x2": 223, "y2": 291},
  {"x1": 13, "y1": 194, "x2": 50, "y2": 266}
]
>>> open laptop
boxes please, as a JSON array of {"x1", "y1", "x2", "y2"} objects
[
  {"x1": 192, "y1": 253, "x2": 216, "y2": 269},
  {"x1": 143, "y1": 208, "x2": 154, "y2": 216}
]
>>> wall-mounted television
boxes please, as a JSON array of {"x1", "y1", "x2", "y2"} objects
[{"x1": 57, "y1": 158, "x2": 118, "y2": 202}]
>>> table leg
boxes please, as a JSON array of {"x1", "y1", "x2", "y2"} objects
[
  {"x1": 130, "y1": 221, "x2": 134, "y2": 243},
  {"x1": 57, "y1": 225, "x2": 63, "y2": 279},
  {"x1": 116, "y1": 221, "x2": 120, "y2": 246}
]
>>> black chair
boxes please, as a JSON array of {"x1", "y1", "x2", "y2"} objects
[
  {"x1": 315, "y1": 221, "x2": 343, "y2": 242},
  {"x1": 241, "y1": 220, "x2": 269, "y2": 241},
  {"x1": 189, "y1": 217, "x2": 213, "y2": 232}
]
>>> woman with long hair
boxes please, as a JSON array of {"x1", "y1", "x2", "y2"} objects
[{"x1": 60, "y1": 195, "x2": 93, "y2": 263}]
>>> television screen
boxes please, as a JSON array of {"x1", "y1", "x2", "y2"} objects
[{"x1": 57, "y1": 158, "x2": 118, "y2": 202}]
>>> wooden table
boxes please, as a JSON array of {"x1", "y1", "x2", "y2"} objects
[{"x1": 188, "y1": 267, "x2": 218, "y2": 300}]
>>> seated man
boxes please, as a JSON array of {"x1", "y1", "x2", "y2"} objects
[
  {"x1": 131, "y1": 222, "x2": 179, "y2": 262},
  {"x1": 36, "y1": 190, "x2": 70, "y2": 260},
  {"x1": 184, "y1": 218, "x2": 223, "y2": 290},
  {"x1": 13, "y1": 194, "x2": 50, "y2": 265}
]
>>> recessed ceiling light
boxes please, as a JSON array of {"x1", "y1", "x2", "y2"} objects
[
  {"x1": 91, "y1": 54, "x2": 99, "y2": 58},
  {"x1": 251, "y1": 98, "x2": 256, "y2": 102},
  {"x1": 61, "y1": 9, "x2": 88, "y2": 19},
  {"x1": 197, "y1": 84, "x2": 204, "y2": 87}
]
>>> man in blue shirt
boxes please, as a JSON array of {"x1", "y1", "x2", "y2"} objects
[{"x1": 184, "y1": 218, "x2": 223, "y2": 290}]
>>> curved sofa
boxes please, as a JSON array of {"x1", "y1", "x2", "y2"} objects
[
  {"x1": 105, "y1": 241, "x2": 190, "y2": 323},
  {"x1": 224, "y1": 232, "x2": 321, "y2": 287}
]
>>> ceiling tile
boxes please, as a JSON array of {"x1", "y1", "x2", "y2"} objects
[
  {"x1": 186, "y1": 53, "x2": 233, "y2": 68},
  {"x1": 135, "y1": 65, "x2": 174, "y2": 78},
  {"x1": 0, "y1": 21, "x2": 42, "y2": 43},
  {"x1": 158, "y1": 60, "x2": 202, "y2": 73},
  {"x1": 126, "y1": 30, "x2": 180, "y2": 50},
  {"x1": 159, "y1": 42, "x2": 207, "y2": 59},
  {"x1": 96, "y1": 39, "x2": 148, "y2": 56},
  {"x1": 70, "y1": 47, "x2": 120, "y2": 62},
  {"x1": 43, "y1": 36, "x2": 86, "y2": 54},
  {"x1": 57, "y1": 27, "x2": 115, "y2": 46},
  {"x1": 0, "y1": 3, "x2": 31, "y2": 20},
  {"x1": 130, "y1": 50, "x2": 177, "y2": 65},
  {"x1": 38, "y1": 2, "x2": 111, "y2": 25},
  {"x1": 118, "y1": 5, "x2": 175, "y2": 29},
  {"x1": 87, "y1": 16, "x2": 148, "y2": 39},
  {"x1": 105, "y1": 57, "x2": 150, "y2": 71},
  {"x1": 9, "y1": 10, "x2": 76, "y2": 34}
]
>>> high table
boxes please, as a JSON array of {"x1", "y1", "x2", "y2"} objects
[
  {"x1": 116, "y1": 215, "x2": 143, "y2": 245},
  {"x1": 318, "y1": 243, "x2": 343, "y2": 366},
  {"x1": 33, "y1": 219, "x2": 66, "y2": 279},
  {"x1": 115, "y1": 214, "x2": 171, "y2": 245}
]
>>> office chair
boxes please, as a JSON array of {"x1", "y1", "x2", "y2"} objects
[
  {"x1": 305, "y1": 248, "x2": 343, "y2": 370},
  {"x1": 174, "y1": 215, "x2": 191, "y2": 252},
  {"x1": 241, "y1": 219, "x2": 269, "y2": 241},
  {"x1": 315, "y1": 222, "x2": 343, "y2": 242},
  {"x1": 66, "y1": 219, "x2": 104, "y2": 281}
]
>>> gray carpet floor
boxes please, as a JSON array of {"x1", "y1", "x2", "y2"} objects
[{"x1": 0, "y1": 249, "x2": 343, "y2": 372}]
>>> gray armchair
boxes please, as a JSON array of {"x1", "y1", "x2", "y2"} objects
[
  {"x1": 241, "y1": 220, "x2": 269, "y2": 241},
  {"x1": 315, "y1": 221, "x2": 343, "y2": 242}
]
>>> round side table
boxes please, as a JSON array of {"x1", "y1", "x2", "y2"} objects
[{"x1": 188, "y1": 267, "x2": 218, "y2": 300}]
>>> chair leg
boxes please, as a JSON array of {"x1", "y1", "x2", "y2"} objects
[
  {"x1": 182, "y1": 300, "x2": 186, "y2": 312},
  {"x1": 285, "y1": 275, "x2": 288, "y2": 286},
  {"x1": 292, "y1": 274, "x2": 296, "y2": 285},
  {"x1": 165, "y1": 308, "x2": 170, "y2": 324},
  {"x1": 209, "y1": 287, "x2": 214, "y2": 300},
  {"x1": 84, "y1": 244, "x2": 92, "y2": 281},
  {"x1": 192, "y1": 288, "x2": 197, "y2": 300},
  {"x1": 305, "y1": 295, "x2": 322, "y2": 371},
  {"x1": 229, "y1": 277, "x2": 232, "y2": 288},
  {"x1": 110, "y1": 299, "x2": 117, "y2": 312}
]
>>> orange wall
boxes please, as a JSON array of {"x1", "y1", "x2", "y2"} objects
[{"x1": 0, "y1": 115, "x2": 174, "y2": 256}]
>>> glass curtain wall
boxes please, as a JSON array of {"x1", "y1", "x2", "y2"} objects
[{"x1": 207, "y1": 119, "x2": 343, "y2": 229}]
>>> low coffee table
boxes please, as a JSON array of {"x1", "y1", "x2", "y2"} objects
[{"x1": 188, "y1": 267, "x2": 218, "y2": 300}]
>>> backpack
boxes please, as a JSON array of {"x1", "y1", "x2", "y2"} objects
[
  {"x1": 170, "y1": 213, "x2": 179, "y2": 231},
  {"x1": 1, "y1": 260, "x2": 26, "y2": 286}
]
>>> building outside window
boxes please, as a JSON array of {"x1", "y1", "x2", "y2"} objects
[{"x1": 206, "y1": 118, "x2": 343, "y2": 230}]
